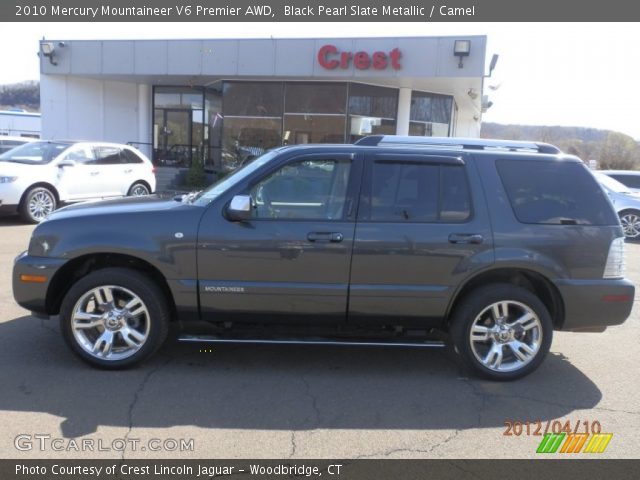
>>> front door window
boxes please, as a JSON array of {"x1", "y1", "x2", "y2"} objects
[{"x1": 250, "y1": 158, "x2": 352, "y2": 220}]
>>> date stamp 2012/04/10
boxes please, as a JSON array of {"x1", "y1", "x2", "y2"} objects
[{"x1": 503, "y1": 419, "x2": 613, "y2": 454}]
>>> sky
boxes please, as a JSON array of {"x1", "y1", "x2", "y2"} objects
[{"x1": 1, "y1": 22, "x2": 639, "y2": 139}]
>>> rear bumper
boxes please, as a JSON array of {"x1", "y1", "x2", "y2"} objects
[
  {"x1": 12, "y1": 251, "x2": 68, "y2": 315},
  {"x1": 555, "y1": 278, "x2": 635, "y2": 331}
]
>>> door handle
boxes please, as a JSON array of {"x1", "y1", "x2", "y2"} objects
[
  {"x1": 124, "y1": 169, "x2": 133, "y2": 174},
  {"x1": 307, "y1": 232, "x2": 344, "y2": 243},
  {"x1": 448, "y1": 233, "x2": 484, "y2": 244},
  {"x1": 90, "y1": 171, "x2": 100, "y2": 176}
]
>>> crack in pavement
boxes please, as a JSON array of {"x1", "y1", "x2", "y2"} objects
[
  {"x1": 288, "y1": 372, "x2": 322, "y2": 458},
  {"x1": 353, "y1": 429, "x2": 462, "y2": 459},
  {"x1": 300, "y1": 373, "x2": 322, "y2": 426},
  {"x1": 289, "y1": 431, "x2": 297, "y2": 459},
  {"x1": 121, "y1": 355, "x2": 173, "y2": 461}
]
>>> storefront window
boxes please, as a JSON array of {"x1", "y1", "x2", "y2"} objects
[
  {"x1": 283, "y1": 83, "x2": 347, "y2": 146},
  {"x1": 410, "y1": 91, "x2": 453, "y2": 137},
  {"x1": 223, "y1": 117, "x2": 282, "y2": 169},
  {"x1": 285, "y1": 83, "x2": 347, "y2": 114},
  {"x1": 283, "y1": 115, "x2": 346, "y2": 145},
  {"x1": 223, "y1": 82, "x2": 283, "y2": 117},
  {"x1": 348, "y1": 83, "x2": 398, "y2": 142}
]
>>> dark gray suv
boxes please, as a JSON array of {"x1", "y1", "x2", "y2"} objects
[{"x1": 12, "y1": 136, "x2": 634, "y2": 380}]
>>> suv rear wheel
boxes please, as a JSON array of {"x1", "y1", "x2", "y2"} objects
[
  {"x1": 60, "y1": 268, "x2": 169, "y2": 369},
  {"x1": 450, "y1": 284, "x2": 553, "y2": 381}
]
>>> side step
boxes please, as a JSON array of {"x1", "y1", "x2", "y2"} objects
[{"x1": 178, "y1": 335, "x2": 446, "y2": 348}]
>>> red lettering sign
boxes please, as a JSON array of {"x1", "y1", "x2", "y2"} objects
[{"x1": 317, "y1": 44, "x2": 401, "y2": 70}]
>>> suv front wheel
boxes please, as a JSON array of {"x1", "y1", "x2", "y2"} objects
[
  {"x1": 450, "y1": 284, "x2": 553, "y2": 381},
  {"x1": 60, "y1": 268, "x2": 169, "y2": 369}
]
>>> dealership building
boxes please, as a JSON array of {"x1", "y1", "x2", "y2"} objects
[{"x1": 39, "y1": 35, "x2": 488, "y2": 176}]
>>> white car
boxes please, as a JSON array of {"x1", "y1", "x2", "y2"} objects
[{"x1": 0, "y1": 140, "x2": 156, "y2": 223}]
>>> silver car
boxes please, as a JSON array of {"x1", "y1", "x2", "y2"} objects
[
  {"x1": 600, "y1": 170, "x2": 640, "y2": 194},
  {"x1": 593, "y1": 171, "x2": 640, "y2": 239}
]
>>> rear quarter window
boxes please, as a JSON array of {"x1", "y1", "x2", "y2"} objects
[
  {"x1": 123, "y1": 148, "x2": 144, "y2": 164},
  {"x1": 496, "y1": 159, "x2": 618, "y2": 226}
]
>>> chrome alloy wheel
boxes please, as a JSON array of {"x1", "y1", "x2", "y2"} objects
[
  {"x1": 468, "y1": 300, "x2": 543, "y2": 373},
  {"x1": 28, "y1": 190, "x2": 55, "y2": 221},
  {"x1": 620, "y1": 212, "x2": 640, "y2": 239},
  {"x1": 130, "y1": 184, "x2": 150, "y2": 196},
  {"x1": 71, "y1": 285, "x2": 151, "y2": 361}
]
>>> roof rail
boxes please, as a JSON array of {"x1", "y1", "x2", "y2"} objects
[{"x1": 354, "y1": 135, "x2": 561, "y2": 154}]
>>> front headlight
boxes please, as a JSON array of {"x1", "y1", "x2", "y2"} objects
[{"x1": 0, "y1": 176, "x2": 18, "y2": 183}]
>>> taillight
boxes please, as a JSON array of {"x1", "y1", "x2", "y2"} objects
[
  {"x1": 603, "y1": 237, "x2": 625, "y2": 279},
  {"x1": 152, "y1": 167, "x2": 157, "y2": 174}
]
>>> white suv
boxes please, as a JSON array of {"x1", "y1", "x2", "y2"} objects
[{"x1": 0, "y1": 140, "x2": 156, "y2": 223}]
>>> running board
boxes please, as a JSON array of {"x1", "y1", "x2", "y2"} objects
[{"x1": 178, "y1": 335, "x2": 446, "y2": 348}]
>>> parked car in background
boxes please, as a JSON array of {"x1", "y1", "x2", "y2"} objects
[
  {"x1": 0, "y1": 140, "x2": 156, "y2": 223},
  {"x1": 600, "y1": 170, "x2": 640, "y2": 194},
  {"x1": 593, "y1": 171, "x2": 640, "y2": 239},
  {"x1": 0, "y1": 135, "x2": 35, "y2": 155}
]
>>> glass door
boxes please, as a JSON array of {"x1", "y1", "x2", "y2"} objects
[{"x1": 154, "y1": 109, "x2": 192, "y2": 167}]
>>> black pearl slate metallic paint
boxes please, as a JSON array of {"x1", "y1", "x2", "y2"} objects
[{"x1": 12, "y1": 143, "x2": 635, "y2": 369}]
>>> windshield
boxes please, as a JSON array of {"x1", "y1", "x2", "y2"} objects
[
  {"x1": 0, "y1": 141, "x2": 70, "y2": 165},
  {"x1": 193, "y1": 149, "x2": 282, "y2": 205},
  {"x1": 594, "y1": 172, "x2": 632, "y2": 194}
]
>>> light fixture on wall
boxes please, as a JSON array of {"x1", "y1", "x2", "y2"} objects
[
  {"x1": 467, "y1": 88, "x2": 479, "y2": 100},
  {"x1": 453, "y1": 40, "x2": 471, "y2": 69},
  {"x1": 40, "y1": 41, "x2": 65, "y2": 66}
]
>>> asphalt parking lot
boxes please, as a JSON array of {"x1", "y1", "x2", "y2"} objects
[{"x1": 0, "y1": 215, "x2": 638, "y2": 459}]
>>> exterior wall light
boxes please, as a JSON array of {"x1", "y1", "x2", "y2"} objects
[
  {"x1": 453, "y1": 40, "x2": 471, "y2": 68},
  {"x1": 40, "y1": 41, "x2": 65, "y2": 65}
]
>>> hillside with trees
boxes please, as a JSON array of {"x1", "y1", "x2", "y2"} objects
[
  {"x1": 481, "y1": 122, "x2": 640, "y2": 170},
  {"x1": 0, "y1": 81, "x2": 40, "y2": 112}
]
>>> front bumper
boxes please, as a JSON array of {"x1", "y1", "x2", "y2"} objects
[
  {"x1": 555, "y1": 278, "x2": 635, "y2": 331},
  {"x1": 0, "y1": 202, "x2": 19, "y2": 215},
  {"x1": 12, "y1": 251, "x2": 68, "y2": 315}
]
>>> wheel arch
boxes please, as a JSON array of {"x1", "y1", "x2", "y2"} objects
[
  {"x1": 128, "y1": 180, "x2": 152, "y2": 195},
  {"x1": 446, "y1": 267, "x2": 565, "y2": 330},
  {"x1": 19, "y1": 182, "x2": 61, "y2": 206},
  {"x1": 45, "y1": 252, "x2": 177, "y2": 320}
]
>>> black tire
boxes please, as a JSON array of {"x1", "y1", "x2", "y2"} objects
[
  {"x1": 60, "y1": 268, "x2": 169, "y2": 369},
  {"x1": 127, "y1": 182, "x2": 150, "y2": 196},
  {"x1": 20, "y1": 186, "x2": 57, "y2": 223},
  {"x1": 450, "y1": 283, "x2": 553, "y2": 381}
]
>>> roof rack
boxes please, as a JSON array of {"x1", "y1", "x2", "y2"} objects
[{"x1": 355, "y1": 135, "x2": 562, "y2": 154}]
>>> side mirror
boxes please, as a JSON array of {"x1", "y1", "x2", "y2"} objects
[
  {"x1": 57, "y1": 159, "x2": 76, "y2": 168},
  {"x1": 226, "y1": 195, "x2": 252, "y2": 222}
]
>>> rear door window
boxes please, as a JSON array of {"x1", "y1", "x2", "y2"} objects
[
  {"x1": 496, "y1": 159, "x2": 618, "y2": 225},
  {"x1": 93, "y1": 146, "x2": 124, "y2": 165},
  {"x1": 362, "y1": 160, "x2": 471, "y2": 223}
]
